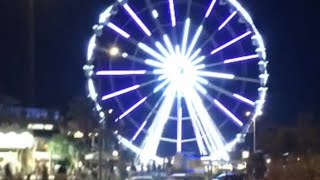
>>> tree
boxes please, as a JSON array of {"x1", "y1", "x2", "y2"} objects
[{"x1": 48, "y1": 135, "x2": 76, "y2": 166}]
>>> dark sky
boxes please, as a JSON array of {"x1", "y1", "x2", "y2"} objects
[{"x1": 0, "y1": 0, "x2": 319, "y2": 123}]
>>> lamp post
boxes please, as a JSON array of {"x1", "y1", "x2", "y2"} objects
[{"x1": 253, "y1": 119, "x2": 256, "y2": 153}]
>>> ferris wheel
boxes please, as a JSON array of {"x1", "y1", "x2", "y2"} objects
[{"x1": 84, "y1": 0, "x2": 268, "y2": 163}]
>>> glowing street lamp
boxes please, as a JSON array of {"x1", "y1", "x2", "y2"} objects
[
  {"x1": 242, "y1": 150, "x2": 250, "y2": 159},
  {"x1": 74, "y1": 131, "x2": 84, "y2": 139},
  {"x1": 109, "y1": 46, "x2": 120, "y2": 56},
  {"x1": 112, "y1": 150, "x2": 119, "y2": 157}
]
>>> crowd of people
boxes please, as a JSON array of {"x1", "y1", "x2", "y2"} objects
[
  {"x1": 0, "y1": 163, "x2": 68, "y2": 180},
  {"x1": 0, "y1": 160, "x2": 175, "y2": 180}
]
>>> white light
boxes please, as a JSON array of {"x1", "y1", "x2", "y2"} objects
[
  {"x1": 214, "y1": 99, "x2": 243, "y2": 127},
  {"x1": 194, "y1": 83, "x2": 208, "y2": 95},
  {"x1": 211, "y1": 31, "x2": 252, "y2": 55},
  {"x1": 218, "y1": 11, "x2": 238, "y2": 31},
  {"x1": 140, "y1": 86, "x2": 175, "y2": 163},
  {"x1": 0, "y1": 132, "x2": 33, "y2": 149},
  {"x1": 116, "y1": 97, "x2": 147, "y2": 121},
  {"x1": 99, "y1": 5, "x2": 114, "y2": 23},
  {"x1": 171, "y1": 173, "x2": 187, "y2": 177},
  {"x1": 112, "y1": 150, "x2": 119, "y2": 157},
  {"x1": 74, "y1": 131, "x2": 84, "y2": 139},
  {"x1": 102, "y1": 85, "x2": 140, "y2": 101},
  {"x1": 196, "y1": 77, "x2": 209, "y2": 85},
  {"x1": 87, "y1": 35, "x2": 96, "y2": 61},
  {"x1": 224, "y1": 54, "x2": 259, "y2": 64},
  {"x1": 236, "y1": 163, "x2": 247, "y2": 170},
  {"x1": 28, "y1": 123, "x2": 54, "y2": 131},
  {"x1": 122, "y1": 52, "x2": 129, "y2": 58},
  {"x1": 154, "y1": 79, "x2": 170, "y2": 93},
  {"x1": 242, "y1": 150, "x2": 250, "y2": 159},
  {"x1": 138, "y1": 42, "x2": 166, "y2": 62},
  {"x1": 132, "y1": 120, "x2": 148, "y2": 141},
  {"x1": 194, "y1": 64, "x2": 206, "y2": 70},
  {"x1": 109, "y1": 46, "x2": 120, "y2": 56},
  {"x1": 44, "y1": 124, "x2": 54, "y2": 130},
  {"x1": 107, "y1": 22, "x2": 131, "y2": 39},
  {"x1": 168, "y1": 0, "x2": 176, "y2": 27},
  {"x1": 191, "y1": 56, "x2": 206, "y2": 65},
  {"x1": 245, "y1": 111, "x2": 251, "y2": 117},
  {"x1": 186, "y1": 26, "x2": 203, "y2": 58},
  {"x1": 122, "y1": 4, "x2": 152, "y2": 36},
  {"x1": 197, "y1": 71, "x2": 235, "y2": 79},
  {"x1": 152, "y1": 10, "x2": 159, "y2": 19},
  {"x1": 109, "y1": 109, "x2": 113, "y2": 114},
  {"x1": 181, "y1": 18, "x2": 191, "y2": 55},
  {"x1": 99, "y1": 112, "x2": 105, "y2": 118},
  {"x1": 97, "y1": 70, "x2": 147, "y2": 75},
  {"x1": 188, "y1": 48, "x2": 202, "y2": 62},
  {"x1": 155, "y1": 42, "x2": 170, "y2": 58},
  {"x1": 266, "y1": 158, "x2": 271, "y2": 164},
  {"x1": 233, "y1": 93, "x2": 255, "y2": 106},
  {"x1": 205, "y1": 0, "x2": 217, "y2": 18},
  {"x1": 177, "y1": 98, "x2": 182, "y2": 153},
  {"x1": 145, "y1": 59, "x2": 165, "y2": 68},
  {"x1": 184, "y1": 89, "x2": 226, "y2": 157},
  {"x1": 163, "y1": 34, "x2": 175, "y2": 54},
  {"x1": 175, "y1": 45, "x2": 180, "y2": 55}
]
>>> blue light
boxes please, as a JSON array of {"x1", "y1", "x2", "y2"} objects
[
  {"x1": 211, "y1": 31, "x2": 252, "y2": 55},
  {"x1": 107, "y1": 22, "x2": 131, "y2": 38},
  {"x1": 218, "y1": 11, "x2": 238, "y2": 31},
  {"x1": 168, "y1": 0, "x2": 176, "y2": 27},
  {"x1": 214, "y1": 100, "x2": 244, "y2": 127},
  {"x1": 122, "y1": 3, "x2": 152, "y2": 36},
  {"x1": 205, "y1": 0, "x2": 217, "y2": 18},
  {"x1": 116, "y1": 97, "x2": 148, "y2": 122},
  {"x1": 86, "y1": 0, "x2": 268, "y2": 163}
]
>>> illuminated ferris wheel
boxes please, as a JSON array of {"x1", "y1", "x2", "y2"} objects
[{"x1": 84, "y1": 0, "x2": 268, "y2": 163}]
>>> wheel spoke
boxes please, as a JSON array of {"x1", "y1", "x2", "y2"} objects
[
  {"x1": 102, "y1": 85, "x2": 140, "y2": 101},
  {"x1": 223, "y1": 54, "x2": 259, "y2": 64},
  {"x1": 214, "y1": 99, "x2": 244, "y2": 127},
  {"x1": 131, "y1": 92, "x2": 166, "y2": 142},
  {"x1": 177, "y1": 92, "x2": 183, "y2": 152},
  {"x1": 96, "y1": 70, "x2": 148, "y2": 75},
  {"x1": 233, "y1": 93, "x2": 255, "y2": 106},
  {"x1": 196, "y1": 71, "x2": 235, "y2": 80},
  {"x1": 181, "y1": 18, "x2": 191, "y2": 55},
  {"x1": 102, "y1": 78, "x2": 158, "y2": 101},
  {"x1": 205, "y1": 0, "x2": 217, "y2": 18},
  {"x1": 186, "y1": 26, "x2": 203, "y2": 58},
  {"x1": 138, "y1": 42, "x2": 167, "y2": 62},
  {"x1": 145, "y1": 59, "x2": 165, "y2": 68},
  {"x1": 210, "y1": 31, "x2": 252, "y2": 55},
  {"x1": 168, "y1": 0, "x2": 177, "y2": 27},
  {"x1": 120, "y1": 2, "x2": 152, "y2": 36},
  {"x1": 115, "y1": 97, "x2": 148, "y2": 122},
  {"x1": 107, "y1": 22, "x2": 131, "y2": 38},
  {"x1": 145, "y1": 0, "x2": 165, "y2": 36},
  {"x1": 218, "y1": 11, "x2": 238, "y2": 31}
]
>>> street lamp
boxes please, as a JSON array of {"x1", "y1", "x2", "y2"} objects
[
  {"x1": 112, "y1": 150, "x2": 119, "y2": 157},
  {"x1": 242, "y1": 150, "x2": 250, "y2": 159},
  {"x1": 109, "y1": 46, "x2": 120, "y2": 56},
  {"x1": 74, "y1": 131, "x2": 84, "y2": 139}
]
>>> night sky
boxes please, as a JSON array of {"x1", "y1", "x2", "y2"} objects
[{"x1": 0, "y1": 0, "x2": 319, "y2": 124}]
